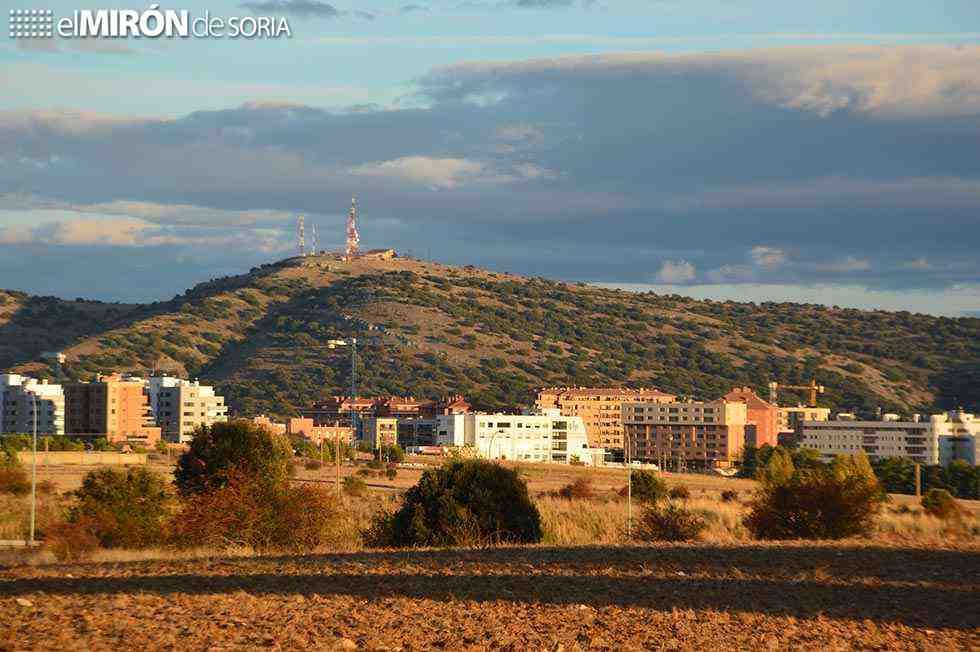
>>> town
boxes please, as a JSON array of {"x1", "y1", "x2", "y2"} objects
[{"x1": 3, "y1": 372, "x2": 977, "y2": 472}]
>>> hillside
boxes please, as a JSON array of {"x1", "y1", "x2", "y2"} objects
[{"x1": 2, "y1": 254, "x2": 978, "y2": 417}]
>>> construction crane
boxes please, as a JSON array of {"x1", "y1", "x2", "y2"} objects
[{"x1": 768, "y1": 379, "x2": 824, "y2": 407}]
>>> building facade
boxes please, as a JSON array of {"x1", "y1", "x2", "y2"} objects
[
  {"x1": 358, "y1": 416, "x2": 398, "y2": 449},
  {"x1": 724, "y1": 387, "x2": 778, "y2": 448},
  {"x1": 433, "y1": 410, "x2": 603, "y2": 465},
  {"x1": 777, "y1": 406, "x2": 830, "y2": 434},
  {"x1": 64, "y1": 375, "x2": 160, "y2": 445},
  {"x1": 622, "y1": 399, "x2": 748, "y2": 469},
  {"x1": 156, "y1": 380, "x2": 228, "y2": 443},
  {"x1": 535, "y1": 387, "x2": 676, "y2": 451},
  {"x1": 797, "y1": 416, "x2": 938, "y2": 464},
  {"x1": 0, "y1": 374, "x2": 65, "y2": 436}
]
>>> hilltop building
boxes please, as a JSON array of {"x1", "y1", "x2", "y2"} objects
[
  {"x1": 622, "y1": 399, "x2": 748, "y2": 469},
  {"x1": 535, "y1": 387, "x2": 676, "y2": 451},
  {"x1": 0, "y1": 374, "x2": 65, "y2": 436},
  {"x1": 64, "y1": 374, "x2": 161, "y2": 446}
]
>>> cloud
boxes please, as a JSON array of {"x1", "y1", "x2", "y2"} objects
[
  {"x1": 348, "y1": 156, "x2": 489, "y2": 190},
  {"x1": 750, "y1": 246, "x2": 787, "y2": 269},
  {"x1": 656, "y1": 260, "x2": 697, "y2": 284},
  {"x1": 813, "y1": 257, "x2": 872, "y2": 273},
  {"x1": 240, "y1": 0, "x2": 341, "y2": 17}
]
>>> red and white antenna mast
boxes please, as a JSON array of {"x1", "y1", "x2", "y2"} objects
[{"x1": 345, "y1": 195, "x2": 360, "y2": 260}]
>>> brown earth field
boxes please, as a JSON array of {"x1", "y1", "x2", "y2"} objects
[{"x1": 2, "y1": 542, "x2": 980, "y2": 651}]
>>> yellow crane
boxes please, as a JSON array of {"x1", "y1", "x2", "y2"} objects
[{"x1": 768, "y1": 379, "x2": 825, "y2": 407}]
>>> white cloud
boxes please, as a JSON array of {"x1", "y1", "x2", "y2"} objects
[
  {"x1": 814, "y1": 257, "x2": 872, "y2": 273},
  {"x1": 656, "y1": 259, "x2": 696, "y2": 283},
  {"x1": 348, "y1": 156, "x2": 489, "y2": 190},
  {"x1": 749, "y1": 246, "x2": 787, "y2": 269},
  {"x1": 706, "y1": 264, "x2": 754, "y2": 283}
]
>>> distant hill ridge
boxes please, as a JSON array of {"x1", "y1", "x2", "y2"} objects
[{"x1": 2, "y1": 254, "x2": 978, "y2": 417}]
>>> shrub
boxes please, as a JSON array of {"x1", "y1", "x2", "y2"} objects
[
  {"x1": 634, "y1": 502, "x2": 707, "y2": 542},
  {"x1": 720, "y1": 489, "x2": 739, "y2": 502},
  {"x1": 45, "y1": 519, "x2": 100, "y2": 562},
  {"x1": 304, "y1": 459, "x2": 323, "y2": 471},
  {"x1": 367, "y1": 459, "x2": 384, "y2": 470},
  {"x1": 619, "y1": 470, "x2": 667, "y2": 503},
  {"x1": 343, "y1": 476, "x2": 368, "y2": 496},
  {"x1": 668, "y1": 485, "x2": 691, "y2": 500},
  {"x1": 557, "y1": 477, "x2": 593, "y2": 500},
  {"x1": 171, "y1": 470, "x2": 341, "y2": 552},
  {"x1": 385, "y1": 468, "x2": 398, "y2": 481},
  {"x1": 369, "y1": 460, "x2": 542, "y2": 547},
  {"x1": 744, "y1": 452, "x2": 883, "y2": 540},
  {"x1": 0, "y1": 455, "x2": 30, "y2": 496},
  {"x1": 175, "y1": 420, "x2": 293, "y2": 496},
  {"x1": 379, "y1": 444, "x2": 406, "y2": 464},
  {"x1": 921, "y1": 489, "x2": 961, "y2": 520},
  {"x1": 356, "y1": 468, "x2": 373, "y2": 477},
  {"x1": 67, "y1": 468, "x2": 173, "y2": 549}
]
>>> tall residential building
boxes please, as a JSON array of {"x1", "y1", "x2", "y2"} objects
[
  {"x1": 64, "y1": 374, "x2": 160, "y2": 445},
  {"x1": 724, "y1": 386, "x2": 778, "y2": 448},
  {"x1": 934, "y1": 411, "x2": 980, "y2": 466},
  {"x1": 797, "y1": 415, "x2": 937, "y2": 464},
  {"x1": 434, "y1": 410, "x2": 603, "y2": 466},
  {"x1": 0, "y1": 374, "x2": 65, "y2": 436},
  {"x1": 622, "y1": 399, "x2": 748, "y2": 469},
  {"x1": 358, "y1": 416, "x2": 398, "y2": 449},
  {"x1": 156, "y1": 380, "x2": 228, "y2": 443},
  {"x1": 535, "y1": 387, "x2": 676, "y2": 450}
]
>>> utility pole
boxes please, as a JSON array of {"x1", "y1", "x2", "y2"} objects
[
  {"x1": 29, "y1": 394, "x2": 37, "y2": 546},
  {"x1": 914, "y1": 463, "x2": 921, "y2": 497},
  {"x1": 626, "y1": 432, "x2": 632, "y2": 539},
  {"x1": 336, "y1": 426, "x2": 342, "y2": 497}
]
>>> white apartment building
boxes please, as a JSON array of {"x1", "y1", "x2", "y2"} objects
[
  {"x1": 156, "y1": 380, "x2": 228, "y2": 443},
  {"x1": 799, "y1": 415, "x2": 937, "y2": 464},
  {"x1": 0, "y1": 374, "x2": 65, "y2": 436},
  {"x1": 934, "y1": 411, "x2": 980, "y2": 466},
  {"x1": 434, "y1": 409, "x2": 603, "y2": 465},
  {"x1": 777, "y1": 406, "x2": 830, "y2": 434}
]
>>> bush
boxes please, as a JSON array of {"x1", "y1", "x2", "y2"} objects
[
  {"x1": 0, "y1": 455, "x2": 30, "y2": 496},
  {"x1": 634, "y1": 502, "x2": 707, "y2": 542},
  {"x1": 304, "y1": 459, "x2": 323, "y2": 471},
  {"x1": 369, "y1": 460, "x2": 542, "y2": 547},
  {"x1": 175, "y1": 420, "x2": 293, "y2": 496},
  {"x1": 620, "y1": 470, "x2": 667, "y2": 503},
  {"x1": 720, "y1": 489, "x2": 739, "y2": 503},
  {"x1": 385, "y1": 468, "x2": 398, "y2": 481},
  {"x1": 744, "y1": 452, "x2": 883, "y2": 540},
  {"x1": 67, "y1": 468, "x2": 173, "y2": 549},
  {"x1": 171, "y1": 470, "x2": 341, "y2": 552},
  {"x1": 343, "y1": 476, "x2": 368, "y2": 496},
  {"x1": 379, "y1": 444, "x2": 406, "y2": 464},
  {"x1": 45, "y1": 519, "x2": 100, "y2": 562},
  {"x1": 921, "y1": 488, "x2": 961, "y2": 520},
  {"x1": 668, "y1": 485, "x2": 691, "y2": 500},
  {"x1": 366, "y1": 459, "x2": 384, "y2": 470},
  {"x1": 557, "y1": 477, "x2": 593, "y2": 500}
]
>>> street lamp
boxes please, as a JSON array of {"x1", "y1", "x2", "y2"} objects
[
  {"x1": 327, "y1": 337, "x2": 358, "y2": 495},
  {"x1": 29, "y1": 394, "x2": 37, "y2": 546},
  {"x1": 626, "y1": 429, "x2": 632, "y2": 539}
]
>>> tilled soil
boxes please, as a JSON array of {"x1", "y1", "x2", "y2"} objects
[{"x1": 2, "y1": 542, "x2": 979, "y2": 650}]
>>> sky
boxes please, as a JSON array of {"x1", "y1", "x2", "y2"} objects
[{"x1": 1, "y1": 1, "x2": 979, "y2": 316}]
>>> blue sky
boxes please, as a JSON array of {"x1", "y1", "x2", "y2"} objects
[{"x1": 1, "y1": 1, "x2": 979, "y2": 315}]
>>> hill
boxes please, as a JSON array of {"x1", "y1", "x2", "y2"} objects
[{"x1": 2, "y1": 254, "x2": 978, "y2": 417}]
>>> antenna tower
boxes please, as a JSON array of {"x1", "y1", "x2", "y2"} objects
[
  {"x1": 345, "y1": 196, "x2": 360, "y2": 260},
  {"x1": 297, "y1": 215, "x2": 306, "y2": 257},
  {"x1": 311, "y1": 223, "x2": 318, "y2": 255}
]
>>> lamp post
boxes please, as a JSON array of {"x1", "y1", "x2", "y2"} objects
[
  {"x1": 29, "y1": 394, "x2": 37, "y2": 546},
  {"x1": 626, "y1": 430, "x2": 632, "y2": 539},
  {"x1": 328, "y1": 337, "x2": 358, "y2": 495}
]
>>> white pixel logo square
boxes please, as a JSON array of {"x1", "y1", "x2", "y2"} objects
[{"x1": 8, "y1": 9, "x2": 54, "y2": 39}]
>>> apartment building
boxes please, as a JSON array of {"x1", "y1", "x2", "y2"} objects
[
  {"x1": 798, "y1": 416, "x2": 937, "y2": 464},
  {"x1": 0, "y1": 374, "x2": 65, "y2": 436},
  {"x1": 535, "y1": 387, "x2": 676, "y2": 451},
  {"x1": 724, "y1": 386, "x2": 778, "y2": 447},
  {"x1": 434, "y1": 410, "x2": 603, "y2": 466},
  {"x1": 934, "y1": 411, "x2": 980, "y2": 466},
  {"x1": 358, "y1": 416, "x2": 399, "y2": 449},
  {"x1": 64, "y1": 375, "x2": 160, "y2": 445},
  {"x1": 777, "y1": 406, "x2": 830, "y2": 434},
  {"x1": 304, "y1": 394, "x2": 471, "y2": 425},
  {"x1": 286, "y1": 417, "x2": 353, "y2": 447},
  {"x1": 156, "y1": 380, "x2": 228, "y2": 443},
  {"x1": 252, "y1": 414, "x2": 287, "y2": 436},
  {"x1": 622, "y1": 399, "x2": 748, "y2": 469}
]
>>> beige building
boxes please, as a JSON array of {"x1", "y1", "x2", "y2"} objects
[
  {"x1": 777, "y1": 406, "x2": 830, "y2": 434},
  {"x1": 156, "y1": 381, "x2": 228, "y2": 443},
  {"x1": 798, "y1": 416, "x2": 937, "y2": 464},
  {"x1": 622, "y1": 399, "x2": 748, "y2": 469},
  {"x1": 64, "y1": 375, "x2": 160, "y2": 445},
  {"x1": 358, "y1": 416, "x2": 398, "y2": 449},
  {"x1": 536, "y1": 387, "x2": 676, "y2": 450}
]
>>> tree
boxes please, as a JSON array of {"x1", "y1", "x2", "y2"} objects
[
  {"x1": 626, "y1": 470, "x2": 668, "y2": 503},
  {"x1": 67, "y1": 468, "x2": 173, "y2": 548},
  {"x1": 368, "y1": 460, "x2": 542, "y2": 547},
  {"x1": 174, "y1": 420, "x2": 293, "y2": 496}
]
